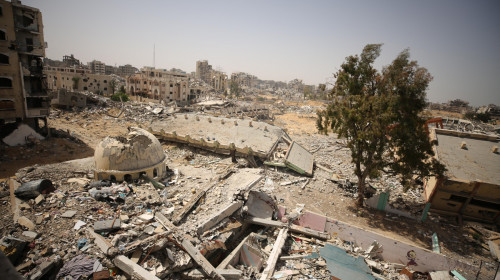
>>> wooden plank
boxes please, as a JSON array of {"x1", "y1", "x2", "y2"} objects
[{"x1": 260, "y1": 228, "x2": 288, "y2": 280}]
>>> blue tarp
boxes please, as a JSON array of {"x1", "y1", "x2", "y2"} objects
[{"x1": 319, "y1": 243, "x2": 378, "y2": 280}]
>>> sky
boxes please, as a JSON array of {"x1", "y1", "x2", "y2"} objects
[{"x1": 24, "y1": 0, "x2": 500, "y2": 106}]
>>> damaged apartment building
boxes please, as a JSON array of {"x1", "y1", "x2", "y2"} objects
[
  {"x1": 126, "y1": 67, "x2": 190, "y2": 103},
  {"x1": 195, "y1": 60, "x2": 228, "y2": 92},
  {"x1": 424, "y1": 128, "x2": 500, "y2": 225},
  {"x1": 44, "y1": 65, "x2": 115, "y2": 96},
  {"x1": 0, "y1": 0, "x2": 49, "y2": 129}
]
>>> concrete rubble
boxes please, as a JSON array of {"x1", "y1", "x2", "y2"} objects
[{"x1": 1, "y1": 98, "x2": 499, "y2": 280}]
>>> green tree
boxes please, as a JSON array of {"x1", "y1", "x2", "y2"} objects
[
  {"x1": 72, "y1": 76, "x2": 80, "y2": 90},
  {"x1": 230, "y1": 81, "x2": 241, "y2": 99},
  {"x1": 317, "y1": 44, "x2": 445, "y2": 207}
]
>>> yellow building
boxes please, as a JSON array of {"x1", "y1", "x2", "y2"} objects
[
  {"x1": 0, "y1": 0, "x2": 49, "y2": 127},
  {"x1": 127, "y1": 67, "x2": 189, "y2": 103},
  {"x1": 45, "y1": 66, "x2": 114, "y2": 95},
  {"x1": 424, "y1": 129, "x2": 500, "y2": 224}
]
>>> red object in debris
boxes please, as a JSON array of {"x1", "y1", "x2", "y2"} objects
[{"x1": 93, "y1": 270, "x2": 111, "y2": 279}]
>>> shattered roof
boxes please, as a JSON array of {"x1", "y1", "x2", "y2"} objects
[{"x1": 434, "y1": 130, "x2": 500, "y2": 184}]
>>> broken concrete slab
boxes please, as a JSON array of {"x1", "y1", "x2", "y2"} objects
[
  {"x1": 21, "y1": 231, "x2": 38, "y2": 241},
  {"x1": 93, "y1": 219, "x2": 121, "y2": 232},
  {"x1": 114, "y1": 255, "x2": 160, "y2": 280},
  {"x1": 130, "y1": 249, "x2": 142, "y2": 263},
  {"x1": 61, "y1": 210, "x2": 77, "y2": 218},
  {"x1": 150, "y1": 114, "x2": 289, "y2": 159},
  {"x1": 34, "y1": 195, "x2": 44, "y2": 205},
  {"x1": 17, "y1": 216, "x2": 35, "y2": 231},
  {"x1": 284, "y1": 141, "x2": 314, "y2": 176},
  {"x1": 323, "y1": 213, "x2": 478, "y2": 273},
  {"x1": 197, "y1": 201, "x2": 243, "y2": 235},
  {"x1": 87, "y1": 229, "x2": 113, "y2": 256},
  {"x1": 138, "y1": 213, "x2": 154, "y2": 222},
  {"x1": 244, "y1": 191, "x2": 276, "y2": 219}
]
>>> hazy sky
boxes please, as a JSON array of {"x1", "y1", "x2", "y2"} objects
[{"x1": 24, "y1": 0, "x2": 499, "y2": 106}]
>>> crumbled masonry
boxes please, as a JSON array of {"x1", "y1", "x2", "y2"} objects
[{"x1": 1, "y1": 97, "x2": 499, "y2": 279}]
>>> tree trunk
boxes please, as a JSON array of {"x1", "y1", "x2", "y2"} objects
[{"x1": 356, "y1": 175, "x2": 365, "y2": 207}]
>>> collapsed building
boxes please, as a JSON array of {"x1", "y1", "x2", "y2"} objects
[
  {"x1": 94, "y1": 127, "x2": 169, "y2": 182},
  {"x1": 424, "y1": 128, "x2": 500, "y2": 225},
  {"x1": 3, "y1": 123, "x2": 486, "y2": 279},
  {"x1": 148, "y1": 114, "x2": 314, "y2": 176}
]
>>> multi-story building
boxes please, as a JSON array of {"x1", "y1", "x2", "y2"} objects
[
  {"x1": 105, "y1": 65, "x2": 115, "y2": 75},
  {"x1": 0, "y1": 0, "x2": 49, "y2": 128},
  {"x1": 126, "y1": 67, "x2": 190, "y2": 103},
  {"x1": 45, "y1": 65, "x2": 114, "y2": 95},
  {"x1": 88, "y1": 60, "x2": 105, "y2": 75},
  {"x1": 62, "y1": 54, "x2": 80, "y2": 67},
  {"x1": 211, "y1": 71, "x2": 227, "y2": 92},
  {"x1": 195, "y1": 60, "x2": 212, "y2": 83},
  {"x1": 230, "y1": 72, "x2": 256, "y2": 88},
  {"x1": 117, "y1": 64, "x2": 137, "y2": 77}
]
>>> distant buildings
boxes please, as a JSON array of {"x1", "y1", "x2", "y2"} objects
[
  {"x1": 44, "y1": 65, "x2": 115, "y2": 95},
  {"x1": 62, "y1": 54, "x2": 80, "y2": 67},
  {"x1": 126, "y1": 67, "x2": 190, "y2": 103},
  {"x1": 0, "y1": 0, "x2": 50, "y2": 127},
  {"x1": 195, "y1": 60, "x2": 212, "y2": 83},
  {"x1": 88, "y1": 60, "x2": 106, "y2": 75}
]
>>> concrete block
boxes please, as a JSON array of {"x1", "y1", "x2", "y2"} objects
[
  {"x1": 245, "y1": 191, "x2": 275, "y2": 219},
  {"x1": 34, "y1": 195, "x2": 44, "y2": 205},
  {"x1": 295, "y1": 211, "x2": 327, "y2": 232},
  {"x1": 119, "y1": 215, "x2": 129, "y2": 222},
  {"x1": 197, "y1": 201, "x2": 243, "y2": 234},
  {"x1": 284, "y1": 141, "x2": 314, "y2": 176},
  {"x1": 138, "y1": 213, "x2": 154, "y2": 221},
  {"x1": 61, "y1": 210, "x2": 77, "y2": 218},
  {"x1": 114, "y1": 255, "x2": 160, "y2": 280},
  {"x1": 94, "y1": 219, "x2": 121, "y2": 232},
  {"x1": 17, "y1": 216, "x2": 35, "y2": 231},
  {"x1": 21, "y1": 231, "x2": 38, "y2": 241},
  {"x1": 130, "y1": 249, "x2": 142, "y2": 263},
  {"x1": 87, "y1": 229, "x2": 113, "y2": 255}
]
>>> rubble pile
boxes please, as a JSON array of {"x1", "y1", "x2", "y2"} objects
[{"x1": 1, "y1": 96, "x2": 499, "y2": 279}]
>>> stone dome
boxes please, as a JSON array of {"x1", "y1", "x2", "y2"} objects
[{"x1": 94, "y1": 127, "x2": 165, "y2": 172}]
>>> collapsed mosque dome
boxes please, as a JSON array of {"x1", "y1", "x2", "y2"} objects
[{"x1": 94, "y1": 127, "x2": 167, "y2": 181}]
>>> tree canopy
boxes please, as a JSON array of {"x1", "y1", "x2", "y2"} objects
[{"x1": 317, "y1": 44, "x2": 445, "y2": 206}]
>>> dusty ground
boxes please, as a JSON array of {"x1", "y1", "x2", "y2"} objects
[{"x1": 1, "y1": 98, "x2": 498, "y2": 279}]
